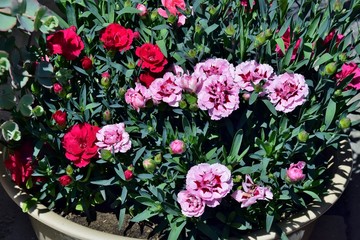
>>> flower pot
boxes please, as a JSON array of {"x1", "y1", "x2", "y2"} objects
[{"x1": 0, "y1": 140, "x2": 353, "y2": 240}]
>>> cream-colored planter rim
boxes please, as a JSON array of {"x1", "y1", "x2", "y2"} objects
[{"x1": 0, "y1": 140, "x2": 353, "y2": 240}]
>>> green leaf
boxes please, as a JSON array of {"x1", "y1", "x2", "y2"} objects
[
  {"x1": 131, "y1": 210, "x2": 158, "y2": 222},
  {"x1": 0, "y1": 120, "x2": 21, "y2": 141},
  {"x1": 313, "y1": 53, "x2": 333, "y2": 68},
  {"x1": 197, "y1": 222, "x2": 218, "y2": 240},
  {"x1": 168, "y1": 219, "x2": 186, "y2": 240},
  {"x1": 117, "y1": 6, "x2": 141, "y2": 16},
  {"x1": 205, "y1": 24, "x2": 219, "y2": 35},
  {"x1": 0, "y1": 84, "x2": 16, "y2": 109},
  {"x1": 266, "y1": 214, "x2": 274, "y2": 232},
  {"x1": 262, "y1": 99, "x2": 277, "y2": 116},
  {"x1": 18, "y1": 15, "x2": 34, "y2": 32},
  {"x1": 0, "y1": 13, "x2": 17, "y2": 31},
  {"x1": 17, "y1": 94, "x2": 34, "y2": 117},
  {"x1": 303, "y1": 190, "x2": 321, "y2": 201},
  {"x1": 35, "y1": 61, "x2": 54, "y2": 88},
  {"x1": 324, "y1": 98, "x2": 336, "y2": 130},
  {"x1": 275, "y1": 38, "x2": 285, "y2": 55},
  {"x1": 229, "y1": 129, "x2": 243, "y2": 157},
  {"x1": 156, "y1": 39, "x2": 168, "y2": 58}
]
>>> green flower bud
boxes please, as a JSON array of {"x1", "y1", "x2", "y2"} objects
[
  {"x1": 254, "y1": 32, "x2": 266, "y2": 48},
  {"x1": 225, "y1": 25, "x2": 236, "y2": 36},
  {"x1": 143, "y1": 159, "x2": 157, "y2": 173},
  {"x1": 124, "y1": 0, "x2": 131, "y2": 7},
  {"x1": 148, "y1": 126, "x2": 154, "y2": 133},
  {"x1": 118, "y1": 88, "x2": 126, "y2": 98},
  {"x1": 187, "y1": 49, "x2": 197, "y2": 58},
  {"x1": 101, "y1": 77, "x2": 111, "y2": 89},
  {"x1": 150, "y1": 11, "x2": 158, "y2": 22},
  {"x1": 339, "y1": 117, "x2": 351, "y2": 129},
  {"x1": 154, "y1": 153, "x2": 162, "y2": 164},
  {"x1": 265, "y1": 29, "x2": 273, "y2": 38},
  {"x1": 334, "y1": 0, "x2": 343, "y2": 12},
  {"x1": 167, "y1": 14, "x2": 177, "y2": 24},
  {"x1": 334, "y1": 89, "x2": 342, "y2": 97},
  {"x1": 102, "y1": 109, "x2": 111, "y2": 121},
  {"x1": 233, "y1": 175, "x2": 242, "y2": 183},
  {"x1": 0, "y1": 57, "x2": 10, "y2": 76},
  {"x1": 189, "y1": 103, "x2": 199, "y2": 111},
  {"x1": 66, "y1": 165, "x2": 74, "y2": 175},
  {"x1": 338, "y1": 53, "x2": 347, "y2": 62},
  {"x1": 209, "y1": 6, "x2": 217, "y2": 15},
  {"x1": 31, "y1": 83, "x2": 41, "y2": 95},
  {"x1": 32, "y1": 105, "x2": 45, "y2": 117},
  {"x1": 297, "y1": 130, "x2": 309, "y2": 143},
  {"x1": 179, "y1": 100, "x2": 187, "y2": 109},
  {"x1": 324, "y1": 62, "x2": 337, "y2": 75},
  {"x1": 101, "y1": 149, "x2": 112, "y2": 160},
  {"x1": 195, "y1": 24, "x2": 202, "y2": 34}
]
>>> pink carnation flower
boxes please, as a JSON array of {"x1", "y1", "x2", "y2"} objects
[
  {"x1": 136, "y1": 3, "x2": 147, "y2": 16},
  {"x1": 193, "y1": 58, "x2": 235, "y2": 81},
  {"x1": 177, "y1": 190, "x2": 205, "y2": 217},
  {"x1": 176, "y1": 73, "x2": 203, "y2": 93},
  {"x1": 149, "y1": 72, "x2": 182, "y2": 107},
  {"x1": 197, "y1": 74, "x2": 240, "y2": 120},
  {"x1": 265, "y1": 73, "x2": 309, "y2": 113},
  {"x1": 335, "y1": 62, "x2": 360, "y2": 90},
  {"x1": 234, "y1": 60, "x2": 274, "y2": 92},
  {"x1": 231, "y1": 175, "x2": 273, "y2": 208},
  {"x1": 170, "y1": 139, "x2": 185, "y2": 154},
  {"x1": 96, "y1": 123, "x2": 131, "y2": 154},
  {"x1": 125, "y1": 83, "x2": 151, "y2": 112},
  {"x1": 186, "y1": 163, "x2": 233, "y2": 207},
  {"x1": 286, "y1": 161, "x2": 306, "y2": 183},
  {"x1": 158, "y1": 0, "x2": 186, "y2": 26}
]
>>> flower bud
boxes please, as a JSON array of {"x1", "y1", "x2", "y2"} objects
[
  {"x1": 32, "y1": 105, "x2": 45, "y2": 117},
  {"x1": 265, "y1": 29, "x2": 273, "y2": 38},
  {"x1": 233, "y1": 175, "x2": 242, "y2": 183},
  {"x1": 179, "y1": 100, "x2": 187, "y2": 109},
  {"x1": 66, "y1": 165, "x2": 74, "y2": 175},
  {"x1": 324, "y1": 62, "x2": 337, "y2": 75},
  {"x1": 154, "y1": 153, "x2": 162, "y2": 164},
  {"x1": 209, "y1": 6, "x2": 217, "y2": 15},
  {"x1": 339, "y1": 117, "x2": 351, "y2": 129},
  {"x1": 136, "y1": 3, "x2": 147, "y2": 16},
  {"x1": 254, "y1": 32, "x2": 266, "y2": 48},
  {"x1": 170, "y1": 140, "x2": 185, "y2": 154},
  {"x1": 58, "y1": 175, "x2": 72, "y2": 186},
  {"x1": 118, "y1": 88, "x2": 126, "y2": 98},
  {"x1": 124, "y1": 0, "x2": 131, "y2": 7},
  {"x1": 225, "y1": 25, "x2": 235, "y2": 36},
  {"x1": 143, "y1": 159, "x2": 157, "y2": 173},
  {"x1": 334, "y1": 89, "x2": 342, "y2": 97},
  {"x1": 334, "y1": 0, "x2": 343, "y2": 12},
  {"x1": 242, "y1": 93, "x2": 251, "y2": 101},
  {"x1": 52, "y1": 110, "x2": 67, "y2": 128},
  {"x1": 338, "y1": 53, "x2": 347, "y2": 62},
  {"x1": 167, "y1": 14, "x2": 177, "y2": 24},
  {"x1": 187, "y1": 49, "x2": 197, "y2": 58},
  {"x1": 53, "y1": 83, "x2": 64, "y2": 94},
  {"x1": 124, "y1": 169, "x2": 134, "y2": 180},
  {"x1": 102, "y1": 109, "x2": 111, "y2": 121},
  {"x1": 81, "y1": 56, "x2": 93, "y2": 70},
  {"x1": 195, "y1": 24, "x2": 202, "y2": 34},
  {"x1": 297, "y1": 130, "x2": 309, "y2": 143},
  {"x1": 31, "y1": 83, "x2": 40, "y2": 95},
  {"x1": 150, "y1": 11, "x2": 158, "y2": 21},
  {"x1": 100, "y1": 149, "x2": 112, "y2": 160},
  {"x1": 101, "y1": 72, "x2": 111, "y2": 89},
  {"x1": 189, "y1": 103, "x2": 199, "y2": 111},
  {"x1": 286, "y1": 161, "x2": 306, "y2": 183}
]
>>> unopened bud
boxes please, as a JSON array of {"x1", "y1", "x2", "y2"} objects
[
  {"x1": 334, "y1": 89, "x2": 342, "y2": 97},
  {"x1": 143, "y1": 159, "x2": 157, "y2": 173},
  {"x1": 339, "y1": 117, "x2": 351, "y2": 129},
  {"x1": 66, "y1": 165, "x2": 74, "y2": 175},
  {"x1": 102, "y1": 109, "x2": 111, "y2": 121},
  {"x1": 195, "y1": 24, "x2": 202, "y2": 34},
  {"x1": 225, "y1": 25, "x2": 235, "y2": 36},
  {"x1": 297, "y1": 130, "x2": 309, "y2": 143},
  {"x1": 334, "y1": 0, "x2": 343, "y2": 12},
  {"x1": 101, "y1": 72, "x2": 111, "y2": 89},
  {"x1": 187, "y1": 49, "x2": 197, "y2": 58},
  {"x1": 31, "y1": 83, "x2": 40, "y2": 95},
  {"x1": 209, "y1": 6, "x2": 217, "y2": 15},
  {"x1": 154, "y1": 153, "x2": 162, "y2": 164},
  {"x1": 179, "y1": 100, "x2": 187, "y2": 109},
  {"x1": 101, "y1": 149, "x2": 112, "y2": 160},
  {"x1": 254, "y1": 32, "x2": 266, "y2": 47},
  {"x1": 118, "y1": 88, "x2": 126, "y2": 98},
  {"x1": 189, "y1": 103, "x2": 199, "y2": 111},
  {"x1": 233, "y1": 175, "x2": 242, "y2": 183},
  {"x1": 265, "y1": 29, "x2": 273, "y2": 38},
  {"x1": 150, "y1": 11, "x2": 158, "y2": 21},
  {"x1": 324, "y1": 62, "x2": 337, "y2": 75},
  {"x1": 32, "y1": 105, "x2": 45, "y2": 117},
  {"x1": 338, "y1": 53, "x2": 347, "y2": 62}
]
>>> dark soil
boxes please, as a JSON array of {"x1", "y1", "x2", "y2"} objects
[{"x1": 65, "y1": 211, "x2": 164, "y2": 239}]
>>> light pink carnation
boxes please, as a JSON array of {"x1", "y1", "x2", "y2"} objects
[
  {"x1": 193, "y1": 58, "x2": 235, "y2": 81},
  {"x1": 231, "y1": 175, "x2": 273, "y2": 208},
  {"x1": 170, "y1": 139, "x2": 185, "y2": 154},
  {"x1": 149, "y1": 72, "x2": 182, "y2": 107},
  {"x1": 186, "y1": 163, "x2": 233, "y2": 207},
  {"x1": 234, "y1": 60, "x2": 274, "y2": 92},
  {"x1": 136, "y1": 3, "x2": 147, "y2": 16},
  {"x1": 176, "y1": 73, "x2": 203, "y2": 93},
  {"x1": 125, "y1": 83, "x2": 151, "y2": 112},
  {"x1": 96, "y1": 123, "x2": 131, "y2": 154},
  {"x1": 197, "y1": 74, "x2": 240, "y2": 120},
  {"x1": 177, "y1": 190, "x2": 205, "y2": 217},
  {"x1": 286, "y1": 161, "x2": 306, "y2": 183},
  {"x1": 265, "y1": 73, "x2": 309, "y2": 113}
]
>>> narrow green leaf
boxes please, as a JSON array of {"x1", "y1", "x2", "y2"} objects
[
  {"x1": 168, "y1": 219, "x2": 186, "y2": 240},
  {"x1": 229, "y1": 129, "x2": 243, "y2": 157},
  {"x1": 313, "y1": 53, "x2": 333, "y2": 68},
  {"x1": 324, "y1": 98, "x2": 336, "y2": 129},
  {"x1": 131, "y1": 210, "x2": 158, "y2": 222},
  {"x1": 266, "y1": 214, "x2": 274, "y2": 232}
]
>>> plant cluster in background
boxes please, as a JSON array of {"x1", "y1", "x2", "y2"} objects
[{"x1": 1, "y1": 0, "x2": 360, "y2": 239}]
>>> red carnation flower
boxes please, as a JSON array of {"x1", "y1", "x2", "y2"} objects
[
  {"x1": 52, "y1": 110, "x2": 67, "y2": 127},
  {"x1": 4, "y1": 142, "x2": 34, "y2": 186},
  {"x1": 81, "y1": 56, "x2": 93, "y2": 70},
  {"x1": 46, "y1": 26, "x2": 84, "y2": 60},
  {"x1": 135, "y1": 43, "x2": 168, "y2": 73},
  {"x1": 58, "y1": 175, "x2": 72, "y2": 186},
  {"x1": 100, "y1": 23, "x2": 135, "y2": 52},
  {"x1": 62, "y1": 123, "x2": 100, "y2": 168}
]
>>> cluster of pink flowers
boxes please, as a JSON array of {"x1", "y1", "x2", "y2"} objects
[
  {"x1": 231, "y1": 175, "x2": 273, "y2": 208},
  {"x1": 125, "y1": 58, "x2": 310, "y2": 117},
  {"x1": 177, "y1": 163, "x2": 233, "y2": 217}
]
